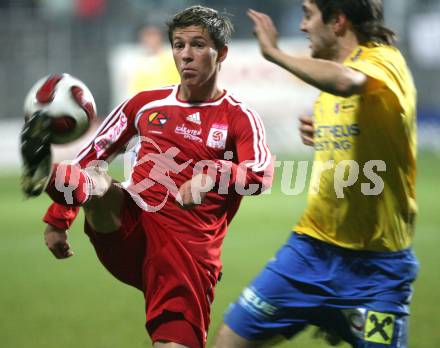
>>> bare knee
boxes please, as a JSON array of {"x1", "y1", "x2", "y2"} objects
[
  {"x1": 153, "y1": 342, "x2": 190, "y2": 348},
  {"x1": 83, "y1": 181, "x2": 125, "y2": 233},
  {"x1": 213, "y1": 323, "x2": 255, "y2": 348}
]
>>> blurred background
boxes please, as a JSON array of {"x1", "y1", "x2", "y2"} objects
[
  {"x1": 1, "y1": 0, "x2": 440, "y2": 164},
  {"x1": 0, "y1": 1, "x2": 439, "y2": 347}
]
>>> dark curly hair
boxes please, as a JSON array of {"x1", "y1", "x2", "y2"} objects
[{"x1": 167, "y1": 5, "x2": 233, "y2": 50}]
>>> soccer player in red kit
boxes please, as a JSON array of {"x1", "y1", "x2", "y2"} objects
[{"x1": 20, "y1": 6, "x2": 273, "y2": 348}]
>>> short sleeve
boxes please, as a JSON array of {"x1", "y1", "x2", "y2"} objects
[{"x1": 345, "y1": 46, "x2": 415, "y2": 114}]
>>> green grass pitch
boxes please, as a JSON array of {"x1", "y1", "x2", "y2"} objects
[{"x1": 0, "y1": 151, "x2": 438, "y2": 347}]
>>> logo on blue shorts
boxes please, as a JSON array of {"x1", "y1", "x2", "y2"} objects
[{"x1": 238, "y1": 287, "x2": 278, "y2": 318}]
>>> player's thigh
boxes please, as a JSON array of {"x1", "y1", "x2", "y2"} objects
[
  {"x1": 83, "y1": 181, "x2": 125, "y2": 233},
  {"x1": 213, "y1": 323, "x2": 254, "y2": 348},
  {"x1": 318, "y1": 308, "x2": 409, "y2": 348},
  {"x1": 84, "y1": 190, "x2": 146, "y2": 289},
  {"x1": 213, "y1": 323, "x2": 285, "y2": 348},
  {"x1": 223, "y1": 266, "x2": 308, "y2": 343},
  {"x1": 154, "y1": 342, "x2": 190, "y2": 348}
]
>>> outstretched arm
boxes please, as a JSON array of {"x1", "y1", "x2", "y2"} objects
[{"x1": 247, "y1": 9, "x2": 367, "y2": 97}]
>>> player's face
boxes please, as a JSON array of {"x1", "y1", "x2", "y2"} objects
[
  {"x1": 172, "y1": 25, "x2": 226, "y2": 89},
  {"x1": 300, "y1": 0, "x2": 338, "y2": 60}
]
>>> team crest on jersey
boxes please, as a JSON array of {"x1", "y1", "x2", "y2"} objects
[
  {"x1": 207, "y1": 123, "x2": 228, "y2": 149},
  {"x1": 340, "y1": 95, "x2": 360, "y2": 115},
  {"x1": 148, "y1": 111, "x2": 168, "y2": 127}
]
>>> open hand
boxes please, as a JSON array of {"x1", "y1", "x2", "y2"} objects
[{"x1": 247, "y1": 9, "x2": 279, "y2": 61}]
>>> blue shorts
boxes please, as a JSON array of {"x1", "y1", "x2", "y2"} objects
[{"x1": 224, "y1": 232, "x2": 419, "y2": 347}]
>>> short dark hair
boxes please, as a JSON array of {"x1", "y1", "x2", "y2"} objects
[
  {"x1": 312, "y1": 0, "x2": 396, "y2": 45},
  {"x1": 166, "y1": 5, "x2": 233, "y2": 50}
]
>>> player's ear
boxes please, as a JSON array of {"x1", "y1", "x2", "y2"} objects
[
  {"x1": 332, "y1": 12, "x2": 349, "y2": 36},
  {"x1": 217, "y1": 45, "x2": 228, "y2": 63}
]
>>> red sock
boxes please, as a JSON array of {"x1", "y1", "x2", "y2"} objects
[{"x1": 45, "y1": 163, "x2": 92, "y2": 206}]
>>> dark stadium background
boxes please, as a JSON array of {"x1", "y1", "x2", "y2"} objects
[{"x1": 0, "y1": 1, "x2": 439, "y2": 347}]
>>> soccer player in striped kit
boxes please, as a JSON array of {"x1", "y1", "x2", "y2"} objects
[
  {"x1": 215, "y1": 1, "x2": 418, "y2": 347},
  {"x1": 21, "y1": 6, "x2": 272, "y2": 348}
]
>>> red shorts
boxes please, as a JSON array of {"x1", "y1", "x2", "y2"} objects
[{"x1": 84, "y1": 190, "x2": 217, "y2": 348}]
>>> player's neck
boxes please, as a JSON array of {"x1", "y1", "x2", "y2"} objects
[
  {"x1": 178, "y1": 79, "x2": 222, "y2": 103},
  {"x1": 333, "y1": 31, "x2": 359, "y2": 63}
]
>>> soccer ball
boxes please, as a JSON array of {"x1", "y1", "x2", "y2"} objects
[{"x1": 23, "y1": 73, "x2": 97, "y2": 144}]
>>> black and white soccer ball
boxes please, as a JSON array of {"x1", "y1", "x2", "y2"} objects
[{"x1": 23, "y1": 73, "x2": 97, "y2": 144}]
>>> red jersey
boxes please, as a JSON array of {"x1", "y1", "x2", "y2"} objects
[{"x1": 44, "y1": 85, "x2": 273, "y2": 272}]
